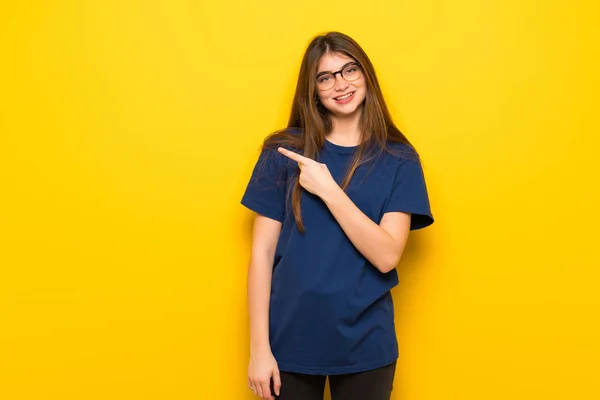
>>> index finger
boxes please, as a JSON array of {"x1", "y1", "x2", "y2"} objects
[
  {"x1": 272, "y1": 371, "x2": 281, "y2": 396},
  {"x1": 260, "y1": 380, "x2": 273, "y2": 400},
  {"x1": 277, "y1": 147, "x2": 312, "y2": 164}
]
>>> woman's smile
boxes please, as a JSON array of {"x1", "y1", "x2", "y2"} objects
[{"x1": 333, "y1": 91, "x2": 356, "y2": 104}]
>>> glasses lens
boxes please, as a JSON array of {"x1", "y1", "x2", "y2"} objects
[
  {"x1": 317, "y1": 73, "x2": 335, "y2": 90},
  {"x1": 342, "y1": 63, "x2": 361, "y2": 82}
]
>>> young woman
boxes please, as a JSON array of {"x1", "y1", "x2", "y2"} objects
[{"x1": 240, "y1": 31, "x2": 434, "y2": 400}]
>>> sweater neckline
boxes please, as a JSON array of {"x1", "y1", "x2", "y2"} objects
[{"x1": 324, "y1": 138, "x2": 358, "y2": 154}]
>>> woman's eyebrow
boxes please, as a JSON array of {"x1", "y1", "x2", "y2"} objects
[{"x1": 316, "y1": 62, "x2": 356, "y2": 77}]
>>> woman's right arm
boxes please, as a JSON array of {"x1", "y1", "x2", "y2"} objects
[{"x1": 247, "y1": 214, "x2": 282, "y2": 400}]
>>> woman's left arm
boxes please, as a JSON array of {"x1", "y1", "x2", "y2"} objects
[
  {"x1": 278, "y1": 147, "x2": 411, "y2": 273},
  {"x1": 322, "y1": 186, "x2": 410, "y2": 273}
]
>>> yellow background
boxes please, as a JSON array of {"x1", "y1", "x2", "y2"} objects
[{"x1": 1, "y1": 1, "x2": 598, "y2": 399}]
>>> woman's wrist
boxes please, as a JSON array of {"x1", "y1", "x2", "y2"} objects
[
  {"x1": 250, "y1": 340, "x2": 272, "y2": 356},
  {"x1": 320, "y1": 182, "x2": 343, "y2": 204}
]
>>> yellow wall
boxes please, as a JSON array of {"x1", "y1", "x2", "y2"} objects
[{"x1": 1, "y1": 1, "x2": 598, "y2": 399}]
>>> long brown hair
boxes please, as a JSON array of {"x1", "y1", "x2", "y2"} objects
[{"x1": 262, "y1": 31, "x2": 416, "y2": 232}]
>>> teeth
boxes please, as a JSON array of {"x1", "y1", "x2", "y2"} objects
[{"x1": 335, "y1": 92, "x2": 354, "y2": 100}]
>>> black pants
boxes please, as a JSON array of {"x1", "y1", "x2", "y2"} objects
[{"x1": 271, "y1": 361, "x2": 397, "y2": 400}]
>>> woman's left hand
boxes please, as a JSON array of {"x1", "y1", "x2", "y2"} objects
[{"x1": 278, "y1": 147, "x2": 339, "y2": 199}]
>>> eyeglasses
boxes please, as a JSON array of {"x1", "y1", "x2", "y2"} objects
[{"x1": 316, "y1": 62, "x2": 362, "y2": 91}]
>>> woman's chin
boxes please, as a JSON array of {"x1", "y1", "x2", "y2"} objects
[{"x1": 328, "y1": 103, "x2": 363, "y2": 118}]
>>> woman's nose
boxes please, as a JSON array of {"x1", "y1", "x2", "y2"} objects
[{"x1": 334, "y1": 74, "x2": 349, "y2": 90}]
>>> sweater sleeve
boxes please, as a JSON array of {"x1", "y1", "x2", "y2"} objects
[{"x1": 241, "y1": 147, "x2": 288, "y2": 222}]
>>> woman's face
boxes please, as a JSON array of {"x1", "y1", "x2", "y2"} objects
[{"x1": 315, "y1": 52, "x2": 367, "y2": 118}]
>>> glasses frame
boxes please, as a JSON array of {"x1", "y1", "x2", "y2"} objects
[{"x1": 315, "y1": 62, "x2": 363, "y2": 91}]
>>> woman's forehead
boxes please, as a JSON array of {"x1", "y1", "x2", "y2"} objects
[{"x1": 317, "y1": 52, "x2": 354, "y2": 72}]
